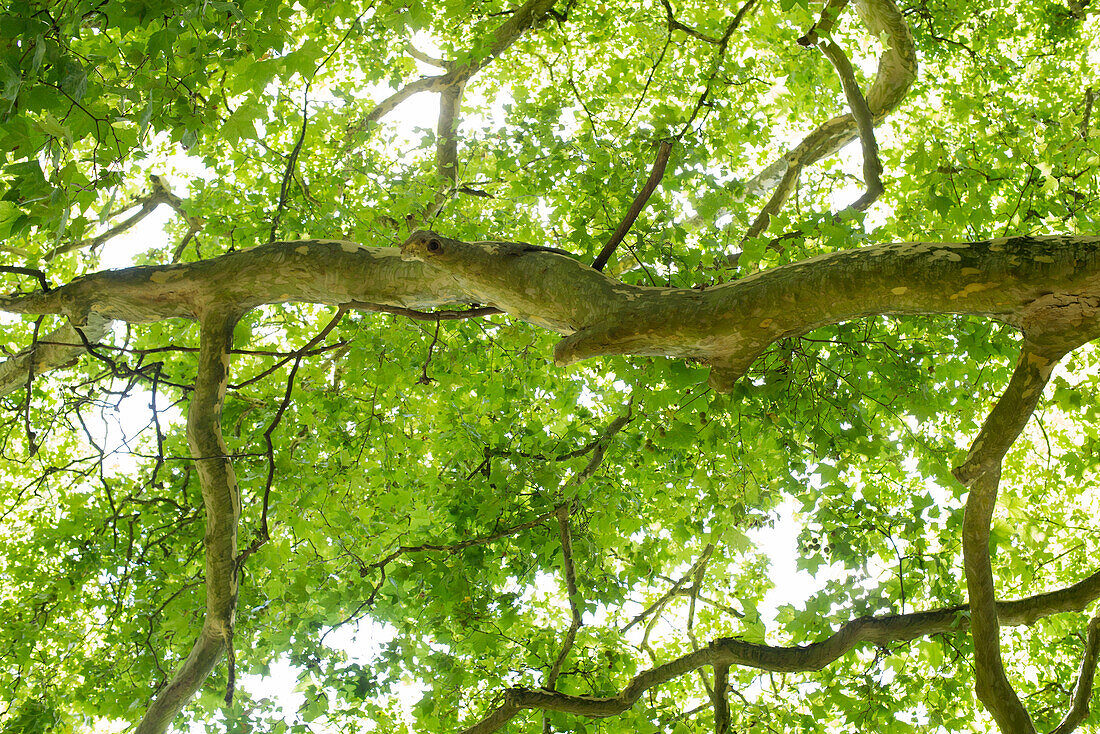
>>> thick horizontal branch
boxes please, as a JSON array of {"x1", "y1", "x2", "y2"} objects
[
  {"x1": 401, "y1": 231, "x2": 1100, "y2": 391},
  {"x1": 6, "y1": 234, "x2": 1100, "y2": 395},
  {"x1": 0, "y1": 240, "x2": 467, "y2": 324},
  {"x1": 461, "y1": 567, "x2": 1100, "y2": 731}
]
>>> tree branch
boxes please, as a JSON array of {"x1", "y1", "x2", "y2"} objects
[
  {"x1": 364, "y1": 506, "x2": 563, "y2": 604},
  {"x1": 592, "y1": 140, "x2": 674, "y2": 272},
  {"x1": 460, "y1": 566, "x2": 1100, "y2": 732},
  {"x1": 575, "y1": 400, "x2": 634, "y2": 483},
  {"x1": 744, "y1": 0, "x2": 889, "y2": 241},
  {"x1": 348, "y1": 0, "x2": 557, "y2": 136},
  {"x1": 8, "y1": 233, "x2": 1100, "y2": 400},
  {"x1": 238, "y1": 307, "x2": 349, "y2": 566},
  {"x1": 0, "y1": 314, "x2": 113, "y2": 396},
  {"x1": 268, "y1": 88, "x2": 311, "y2": 243},
  {"x1": 44, "y1": 175, "x2": 194, "y2": 261},
  {"x1": 712, "y1": 663, "x2": 731, "y2": 734},
  {"x1": 954, "y1": 342, "x2": 1067, "y2": 733},
  {"x1": 623, "y1": 544, "x2": 713, "y2": 633},
  {"x1": 407, "y1": 43, "x2": 449, "y2": 69},
  {"x1": 544, "y1": 506, "x2": 583, "y2": 703},
  {"x1": 135, "y1": 307, "x2": 241, "y2": 734},
  {"x1": 813, "y1": 36, "x2": 883, "y2": 212},
  {"x1": 660, "y1": 0, "x2": 723, "y2": 44},
  {"x1": 741, "y1": 0, "x2": 916, "y2": 202},
  {"x1": 1050, "y1": 613, "x2": 1100, "y2": 734},
  {"x1": 346, "y1": 301, "x2": 502, "y2": 321}
]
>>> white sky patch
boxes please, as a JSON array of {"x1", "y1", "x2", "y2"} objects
[
  {"x1": 99, "y1": 205, "x2": 176, "y2": 270},
  {"x1": 78, "y1": 380, "x2": 184, "y2": 477}
]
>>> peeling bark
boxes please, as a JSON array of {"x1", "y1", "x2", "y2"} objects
[{"x1": 400, "y1": 232, "x2": 1100, "y2": 390}]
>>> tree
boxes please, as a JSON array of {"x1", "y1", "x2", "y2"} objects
[{"x1": 0, "y1": 0, "x2": 1098, "y2": 731}]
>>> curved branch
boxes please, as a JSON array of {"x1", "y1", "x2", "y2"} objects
[
  {"x1": 954, "y1": 343, "x2": 1066, "y2": 733},
  {"x1": 460, "y1": 566, "x2": 1100, "y2": 732},
  {"x1": 545, "y1": 507, "x2": 583, "y2": 693},
  {"x1": 815, "y1": 37, "x2": 883, "y2": 212},
  {"x1": 742, "y1": 0, "x2": 916, "y2": 200},
  {"x1": 1051, "y1": 613, "x2": 1100, "y2": 734},
  {"x1": 44, "y1": 175, "x2": 193, "y2": 261},
  {"x1": 135, "y1": 307, "x2": 241, "y2": 734},
  {"x1": 743, "y1": 0, "x2": 903, "y2": 239},
  {"x1": 348, "y1": 0, "x2": 557, "y2": 135}
]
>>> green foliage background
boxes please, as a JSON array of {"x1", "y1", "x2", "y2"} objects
[{"x1": 1, "y1": 0, "x2": 1099, "y2": 731}]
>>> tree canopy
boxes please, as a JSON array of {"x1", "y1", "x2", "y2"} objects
[{"x1": 1, "y1": 0, "x2": 1100, "y2": 732}]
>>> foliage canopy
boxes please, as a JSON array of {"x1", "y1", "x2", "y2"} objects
[{"x1": 1, "y1": 0, "x2": 1100, "y2": 732}]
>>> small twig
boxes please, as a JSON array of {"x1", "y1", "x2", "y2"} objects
[
  {"x1": 238, "y1": 307, "x2": 348, "y2": 565},
  {"x1": 351, "y1": 506, "x2": 563, "y2": 611},
  {"x1": 592, "y1": 141, "x2": 674, "y2": 272},
  {"x1": 268, "y1": 87, "x2": 311, "y2": 243},
  {"x1": 676, "y1": 0, "x2": 760, "y2": 137},
  {"x1": 623, "y1": 544, "x2": 714, "y2": 633},
  {"x1": 0, "y1": 266, "x2": 51, "y2": 293},
  {"x1": 669, "y1": 588, "x2": 743, "y2": 617},
  {"x1": 660, "y1": 0, "x2": 722, "y2": 44},
  {"x1": 575, "y1": 399, "x2": 634, "y2": 484},
  {"x1": 148, "y1": 361, "x2": 166, "y2": 488},
  {"x1": 1081, "y1": 87, "x2": 1094, "y2": 141},
  {"x1": 419, "y1": 321, "x2": 442, "y2": 384}
]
